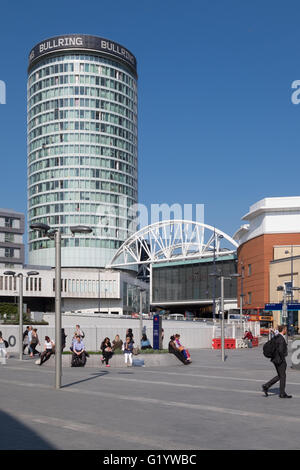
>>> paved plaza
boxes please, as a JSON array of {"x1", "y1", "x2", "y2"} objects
[{"x1": 1, "y1": 344, "x2": 300, "y2": 450}]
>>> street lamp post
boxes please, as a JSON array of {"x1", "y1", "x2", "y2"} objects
[
  {"x1": 18, "y1": 274, "x2": 23, "y2": 360},
  {"x1": 277, "y1": 285, "x2": 288, "y2": 342},
  {"x1": 285, "y1": 247, "x2": 294, "y2": 304},
  {"x1": 4, "y1": 270, "x2": 39, "y2": 360},
  {"x1": 55, "y1": 229, "x2": 61, "y2": 388},
  {"x1": 220, "y1": 275, "x2": 225, "y2": 362},
  {"x1": 291, "y1": 286, "x2": 300, "y2": 335},
  {"x1": 240, "y1": 261, "x2": 244, "y2": 317},
  {"x1": 30, "y1": 223, "x2": 92, "y2": 389},
  {"x1": 291, "y1": 245, "x2": 294, "y2": 304},
  {"x1": 104, "y1": 288, "x2": 108, "y2": 314},
  {"x1": 277, "y1": 284, "x2": 300, "y2": 341},
  {"x1": 139, "y1": 288, "x2": 145, "y2": 346},
  {"x1": 210, "y1": 271, "x2": 240, "y2": 362},
  {"x1": 212, "y1": 230, "x2": 223, "y2": 322}
]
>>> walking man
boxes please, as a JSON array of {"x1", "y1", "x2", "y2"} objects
[
  {"x1": 27, "y1": 326, "x2": 33, "y2": 355},
  {"x1": 23, "y1": 326, "x2": 30, "y2": 354},
  {"x1": 262, "y1": 325, "x2": 292, "y2": 398}
]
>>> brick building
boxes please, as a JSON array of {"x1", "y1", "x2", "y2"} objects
[{"x1": 233, "y1": 197, "x2": 300, "y2": 311}]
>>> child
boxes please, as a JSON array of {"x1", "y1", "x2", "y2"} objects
[{"x1": 122, "y1": 336, "x2": 134, "y2": 367}]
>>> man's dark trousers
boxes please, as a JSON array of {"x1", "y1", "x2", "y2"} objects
[
  {"x1": 264, "y1": 333, "x2": 288, "y2": 395},
  {"x1": 265, "y1": 360, "x2": 287, "y2": 395}
]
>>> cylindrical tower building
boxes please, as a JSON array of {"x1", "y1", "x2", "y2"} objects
[{"x1": 27, "y1": 34, "x2": 138, "y2": 267}]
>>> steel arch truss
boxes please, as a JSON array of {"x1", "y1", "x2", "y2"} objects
[{"x1": 107, "y1": 220, "x2": 238, "y2": 270}]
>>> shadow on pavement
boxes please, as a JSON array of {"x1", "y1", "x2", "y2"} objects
[
  {"x1": 62, "y1": 371, "x2": 108, "y2": 389},
  {"x1": 0, "y1": 411, "x2": 55, "y2": 450}
]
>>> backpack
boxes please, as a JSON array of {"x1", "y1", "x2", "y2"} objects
[
  {"x1": 4, "y1": 340, "x2": 8, "y2": 348},
  {"x1": 263, "y1": 337, "x2": 277, "y2": 358}
]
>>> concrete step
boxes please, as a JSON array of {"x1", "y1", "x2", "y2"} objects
[{"x1": 36, "y1": 352, "x2": 183, "y2": 368}]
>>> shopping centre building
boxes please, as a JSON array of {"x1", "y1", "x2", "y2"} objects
[
  {"x1": 233, "y1": 196, "x2": 300, "y2": 328},
  {"x1": 108, "y1": 220, "x2": 239, "y2": 317}
]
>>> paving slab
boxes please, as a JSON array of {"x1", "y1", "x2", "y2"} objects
[{"x1": 1, "y1": 343, "x2": 300, "y2": 450}]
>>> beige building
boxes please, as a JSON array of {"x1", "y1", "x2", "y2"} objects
[{"x1": 269, "y1": 245, "x2": 300, "y2": 329}]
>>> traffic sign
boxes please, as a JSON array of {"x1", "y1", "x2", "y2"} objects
[
  {"x1": 264, "y1": 303, "x2": 282, "y2": 311},
  {"x1": 287, "y1": 303, "x2": 300, "y2": 310}
]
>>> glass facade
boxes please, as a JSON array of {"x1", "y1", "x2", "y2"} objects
[
  {"x1": 27, "y1": 39, "x2": 138, "y2": 267},
  {"x1": 152, "y1": 259, "x2": 237, "y2": 303},
  {"x1": 122, "y1": 281, "x2": 149, "y2": 315}
]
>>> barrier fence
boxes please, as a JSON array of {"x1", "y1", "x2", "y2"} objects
[{"x1": 0, "y1": 321, "x2": 260, "y2": 354}]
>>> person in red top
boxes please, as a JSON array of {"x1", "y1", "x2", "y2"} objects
[{"x1": 243, "y1": 330, "x2": 253, "y2": 348}]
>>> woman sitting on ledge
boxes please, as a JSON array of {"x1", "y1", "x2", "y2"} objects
[
  {"x1": 141, "y1": 334, "x2": 152, "y2": 350},
  {"x1": 100, "y1": 337, "x2": 113, "y2": 367},
  {"x1": 38, "y1": 336, "x2": 55, "y2": 366},
  {"x1": 174, "y1": 334, "x2": 192, "y2": 363},
  {"x1": 112, "y1": 334, "x2": 123, "y2": 352},
  {"x1": 168, "y1": 336, "x2": 190, "y2": 365}
]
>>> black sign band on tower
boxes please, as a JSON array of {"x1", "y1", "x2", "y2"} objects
[{"x1": 28, "y1": 34, "x2": 137, "y2": 76}]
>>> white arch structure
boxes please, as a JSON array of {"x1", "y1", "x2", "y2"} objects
[{"x1": 107, "y1": 220, "x2": 238, "y2": 270}]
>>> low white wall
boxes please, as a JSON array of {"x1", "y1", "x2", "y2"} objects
[
  {"x1": 0, "y1": 320, "x2": 214, "y2": 353},
  {"x1": 0, "y1": 318, "x2": 259, "y2": 353}
]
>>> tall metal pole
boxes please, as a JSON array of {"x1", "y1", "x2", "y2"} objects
[
  {"x1": 282, "y1": 288, "x2": 288, "y2": 343},
  {"x1": 291, "y1": 245, "x2": 294, "y2": 303},
  {"x1": 98, "y1": 270, "x2": 101, "y2": 313},
  {"x1": 55, "y1": 229, "x2": 62, "y2": 390},
  {"x1": 18, "y1": 274, "x2": 23, "y2": 361},
  {"x1": 288, "y1": 245, "x2": 294, "y2": 338},
  {"x1": 240, "y1": 261, "x2": 244, "y2": 317},
  {"x1": 139, "y1": 289, "x2": 143, "y2": 345},
  {"x1": 213, "y1": 228, "x2": 216, "y2": 321},
  {"x1": 220, "y1": 275, "x2": 225, "y2": 362}
]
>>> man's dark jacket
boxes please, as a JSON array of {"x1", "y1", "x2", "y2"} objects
[{"x1": 272, "y1": 334, "x2": 288, "y2": 365}]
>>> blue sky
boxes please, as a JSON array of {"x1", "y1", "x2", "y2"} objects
[{"x1": 0, "y1": 0, "x2": 300, "y2": 250}]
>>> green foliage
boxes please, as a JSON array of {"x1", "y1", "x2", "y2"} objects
[
  {"x1": 0, "y1": 304, "x2": 48, "y2": 325},
  {"x1": 0, "y1": 303, "x2": 18, "y2": 317}
]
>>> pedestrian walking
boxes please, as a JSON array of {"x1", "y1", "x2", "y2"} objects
[
  {"x1": 100, "y1": 337, "x2": 113, "y2": 367},
  {"x1": 23, "y1": 326, "x2": 30, "y2": 354},
  {"x1": 61, "y1": 328, "x2": 67, "y2": 352},
  {"x1": 27, "y1": 326, "x2": 33, "y2": 353},
  {"x1": 122, "y1": 336, "x2": 134, "y2": 366},
  {"x1": 0, "y1": 331, "x2": 8, "y2": 365},
  {"x1": 262, "y1": 325, "x2": 292, "y2": 398},
  {"x1": 29, "y1": 328, "x2": 40, "y2": 357}
]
